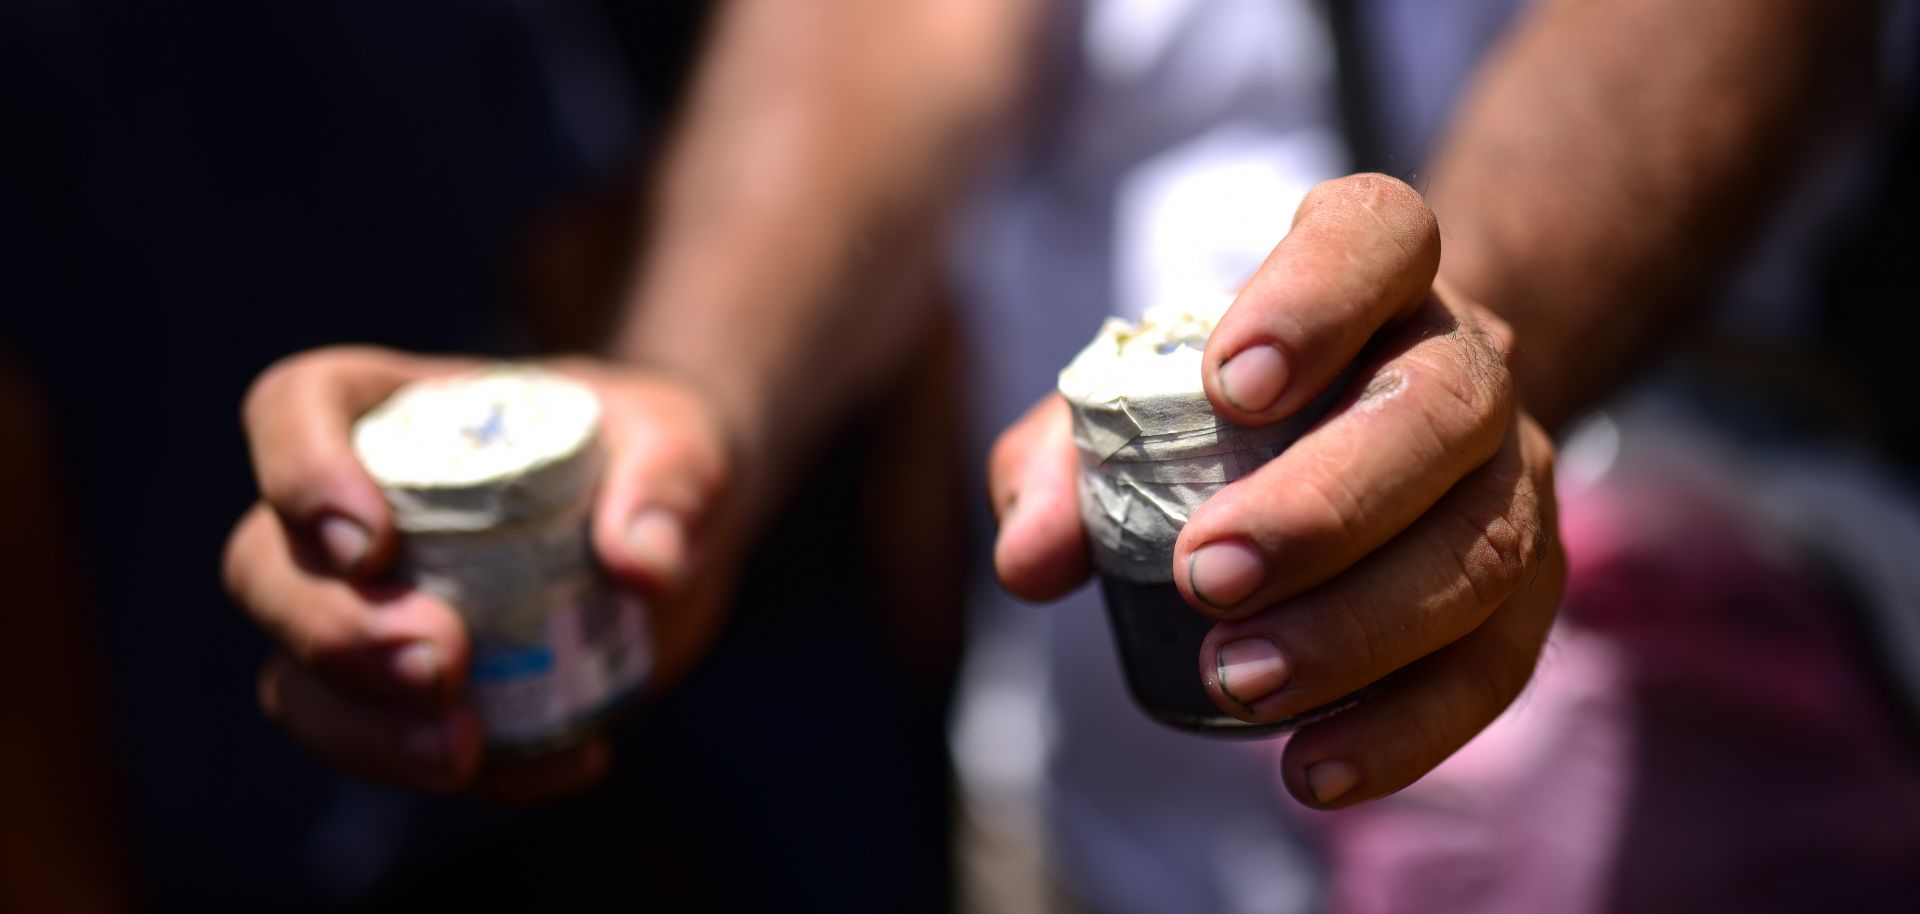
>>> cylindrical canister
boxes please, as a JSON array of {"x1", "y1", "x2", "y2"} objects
[
  {"x1": 1058, "y1": 302, "x2": 1353, "y2": 736},
  {"x1": 352, "y1": 367, "x2": 650, "y2": 755}
]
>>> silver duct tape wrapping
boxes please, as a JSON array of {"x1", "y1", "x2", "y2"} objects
[
  {"x1": 1060, "y1": 304, "x2": 1372, "y2": 735},
  {"x1": 352, "y1": 367, "x2": 649, "y2": 751},
  {"x1": 1075, "y1": 434, "x2": 1290, "y2": 582},
  {"x1": 1060, "y1": 304, "x2": 1336, "y2": 582}
]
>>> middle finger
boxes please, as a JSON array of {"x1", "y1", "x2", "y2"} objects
[{"x1": 1196, "y1": 416, "x2": 1554, "y2": 722}]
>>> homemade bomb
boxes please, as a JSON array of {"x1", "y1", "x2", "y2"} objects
[
  {"x1": 1058, "y1": 302, "x2": 1353, "y2": 735},
  {"x1": 352, "y1": 367, "x2": 648, "y2": 754}
]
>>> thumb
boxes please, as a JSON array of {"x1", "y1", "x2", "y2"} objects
[
  {"x1": 588, "y1": 379, "x2": 733, "y2": 597},
  {"x1": 989, "y1": 394, "x2": 1091, "y2": 602}
]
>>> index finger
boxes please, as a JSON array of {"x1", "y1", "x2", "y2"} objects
[
  {"x1": 241, "y1": 346, "x2": 478, "y2": 577},
  {"x1": 1176, "y1": 292, "x2": 1516, "y2": 615},
  {"x1": 1204, "y1": 173, "x2": 1440, "y2": 425}
]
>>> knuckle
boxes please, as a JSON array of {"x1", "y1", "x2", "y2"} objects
[
  {"x1": 1465, "y1": 334, "x2": 1517, "y2": 416},
  {"x1": 1331, "y1": 172, "x2": 1423, "y2": 209},
  {"x1": 1434, "y1": 322, "x2": 1516, "y2": 434},
  {"x1": 1514, "y1": 480, "x2": 1552, "y2": 575},
  {"x1": 1397, "y1": 365, "x2": 1467, "y2": 449},
  {"x1": 1299, "y1": 177, "x2": 1342, "y2": 211},
  {"x1": 1441, "y1": 475, "x2": 1545, "y2": 612},
  {"x1": 1305, "y1": 172, "x2": 1428, "y2": 216},
  {"x1": 241, "y1": 356, "x2": 300, "y2": 431},
  {"x1": 1303, "y1": 174, "x2": 1437, "y2": 246},
  {"x1": 1388, "y1": 358, "x2": 1503, "y2": 470},
  {"x1": 243, "y1": 349, "x2": 361, "y2": 511},
  {"x1": 1472, "y1": 310, "x2": 1517, "y2": 362},
  {"x1": 1300, "y1": 175, "x2": 1374, "y2": 221},
  {"x1": 1457, "y1": 510, "x2": 1529, "y2": 609},
  {"x1": 242, "y1": 345, "x2": 379, "y2": 430}
]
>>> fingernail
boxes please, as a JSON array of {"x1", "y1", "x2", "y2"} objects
[
  {"x1": 1216, "y1": 637, "x2": 1289, "y2": 705},
  {"x1": 398, "y1": 721, "x2": 453, "y2": 784},
  {"x1": 626, "y1": 508, "x2": 687, "y2": 582},
  {"x1": 390, "y1": 642, "x2": 440, "y2": 694},
  {"x1": 317, "y1": 515, "x2": 370, "y2": 576},
  {"x1": 1306, "y1": 759, "x2": 1360, "y2": 806},
  {"x1": 1218, "y1": 344, "x2": 1287, "y2": 413},
  {"x1": 1189, "y1": 541, "x2": 1266, "y2": 608}
]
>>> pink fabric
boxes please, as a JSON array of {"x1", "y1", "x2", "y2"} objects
[{"x1": 1304, "y1": 466, "x2": 1920, "y2": 914}]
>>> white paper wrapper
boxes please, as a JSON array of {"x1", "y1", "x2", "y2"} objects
[
  {"x1": 353, "y1": 367, "x2": 604, "y2": 532},
  {"x1": 1060, "y1": 303, "x2": 1331, "y2": 582},
  {"x1": 353, "y1": 367, "x2": 648, "y2": 751}
]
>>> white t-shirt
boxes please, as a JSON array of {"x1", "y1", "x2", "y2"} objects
[
  {"x1": 947, "y1": 1, "x2": 1909, "y2": 911},
  {"x1": 951, "y1": 4, "x2": 1350, "y2": 912}
]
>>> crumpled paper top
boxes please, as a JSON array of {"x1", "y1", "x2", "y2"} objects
[
  {"x1": 353, "y1": 366, "x2": 603, "y2": 532},
  {"x1": 1059, "y1": 299, "x2": 1341, "y2": 581},
  {"x1": 1057, "y1": 298, "x2": 1237, "y2": 462},
  {"x1": 1060, "y1": 300, "x2": 1242, "y2": 581}
]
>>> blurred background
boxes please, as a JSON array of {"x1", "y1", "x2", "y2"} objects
[
  {"x1": 3, "y1": 1, "x2": 1919, "y2": 912},
  {"x1": 1, "y1": 3, "x2": 970, "y2": 911}
]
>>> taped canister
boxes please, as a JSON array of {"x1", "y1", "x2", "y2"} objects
[
  {"x1": 352, "y1": 367, "x2": 649, "y2": 755},
  {"x1": 1058, "y1": 301, "x2": 1358, "y2": 736}
]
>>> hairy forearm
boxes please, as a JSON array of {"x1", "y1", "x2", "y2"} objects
[
  {"x1": 1428, "y1": 0, "x2": 1874, "y2": 429},
  {"x1": 616, "y1": 0, "x2": 1041, "y2": 507}
]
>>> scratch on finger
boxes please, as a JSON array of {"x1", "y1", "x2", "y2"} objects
[{"x1": 1356, "y1": 369, "x2": 1408, "y2": 413}]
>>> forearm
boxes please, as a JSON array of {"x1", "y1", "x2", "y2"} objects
[
  {"x1": 616, "y1": 0, "x2": 1042, "y2": 511},
  {"x1": 1428, "y1": 0, "x2": 1874, "y2": 429}
]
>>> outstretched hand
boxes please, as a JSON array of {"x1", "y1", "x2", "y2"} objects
[
  {"x1": 223, "y1": 348, "x2": 735, "y2": 801},
  {"x1": 989, "y1": 174, "x2": 1565, "y2": 808}
]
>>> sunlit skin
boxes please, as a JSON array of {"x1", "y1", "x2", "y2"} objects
[
  {"x1": 991, "y1": 175, "x2": 1564, "y2": 808},
  {"x1": 990, "y1": 0, "x2": 1872, "y2": 808},
  {"x1": 224, "y1": 0, "x2": 1870, "y2": 809}
]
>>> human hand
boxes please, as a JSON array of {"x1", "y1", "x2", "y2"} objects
[
  {"x1": 223, "y1": 347, "x2": 734, "y2": 801},
  {"x1": 989, "y1": 174, "x2": 1564, "y2": 808}
]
